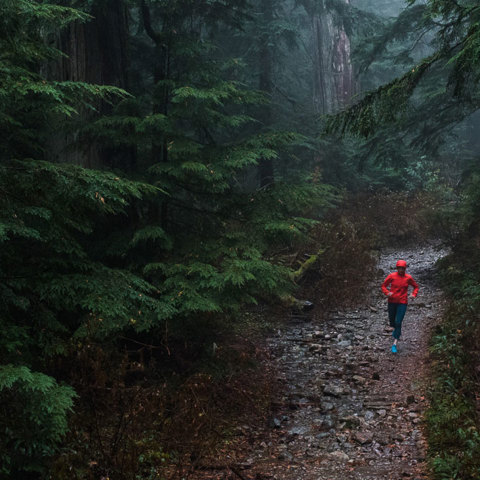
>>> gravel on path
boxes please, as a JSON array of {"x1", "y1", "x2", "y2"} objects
[
  {"x1": 186, "y1": 245, "x2": 447, "y2": 480},
  {"x1": 239, "y1": 245, "x2": 446, "y2": 480}
]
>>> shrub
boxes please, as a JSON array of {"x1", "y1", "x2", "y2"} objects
[{"x1": 0, "y1": 366, "x2": 76, "y2": 475}]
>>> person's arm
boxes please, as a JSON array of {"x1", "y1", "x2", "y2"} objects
[
  {"x1": 381, "y1": 274, "x2": 393, "y2": 297},
  {"x1": 409, "y1": 277, "x2": 419, "y2": 297}
]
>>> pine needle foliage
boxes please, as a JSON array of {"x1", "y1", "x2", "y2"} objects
[
  {"x1": 0, "y1": 0, "x2": 162, "y2": 473},
  {"x1": 2, "y1": 0, "x2": 342, "y2": 476},
  {"x1": 81, "y1": 0, "x2": 337, "y2": 326},
  {"x1": 0, "y1": 365, "x2": 76, "y2": 475}
]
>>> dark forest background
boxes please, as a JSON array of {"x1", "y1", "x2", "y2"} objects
[{"x1": 2, "y1": 0, "x2": 480, "y2": 478}]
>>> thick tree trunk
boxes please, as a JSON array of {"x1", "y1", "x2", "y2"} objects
[
  {"x1": 50, "y1": 0, "x2": 130, "y2": 168},
  {"x1": 60, "y1": 3, "x2": 128, "y2": 88},
  {"x1": 311, "y1": 0, "x2": 355, "y2": 115}
]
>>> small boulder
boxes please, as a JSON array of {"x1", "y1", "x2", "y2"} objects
[
  {"x1": 323, "y1": 384, "x2": 344, "y2": 397},
  {"x1": 329, "y1": 451, "x2": 349, "y2": 462},
  {"x1": 352, "y1": 375, "x2": 366, "y2": 385},
  {"x1": 353, "y1": 431, "x2": 374, "y2": 445}
]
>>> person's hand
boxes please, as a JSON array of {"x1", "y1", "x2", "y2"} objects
[
  {"x1": 387, "y1": 292, "x2": 393, "y2": 297},
  {"x1": 409, "y1": 294, "x2": 416, "y2": 300}
]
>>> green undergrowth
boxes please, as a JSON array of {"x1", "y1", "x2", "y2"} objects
[{"x1": 426, "y1": 259, "x2": 480, "y2": 479}]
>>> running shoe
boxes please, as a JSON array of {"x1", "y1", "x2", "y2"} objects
[{"x1": 391, "y1": 344, "x2": 397, "y2": 354}]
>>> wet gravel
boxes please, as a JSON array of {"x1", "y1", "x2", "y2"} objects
[{"x1": 237, "y1": 245, "x2": 447, "y2": 480}]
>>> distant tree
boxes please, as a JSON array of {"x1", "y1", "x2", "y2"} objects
[
  {"x1": 329, "y1": 0, "x2": 480, "y2": 140},
  {"x1": 258, "y1": 0, "x2": 275, "y2": 187},
  {"x1": 81, "y1": 0, "x2": 336, "y2": 332},
  {"x1": 295, "y1": 0, "x2": 359, "y2": 114}
]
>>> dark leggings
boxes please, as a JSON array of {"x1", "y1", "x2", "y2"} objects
[{"x1": 388, "y1": 303, "x2": 407, "y2": 340}]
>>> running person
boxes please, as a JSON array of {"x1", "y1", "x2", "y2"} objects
[{"x1": 381, "y1": 260, "x2": 419, "y2": 353}]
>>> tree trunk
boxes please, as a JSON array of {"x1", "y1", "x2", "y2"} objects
[
  {"x1": 140, "y1": 0, "x2": 171, "y2": 228},
  {"x1": 311, "y1": 0, "x2": 355, "y2": 115},
  {"x1": 50, "y1": 0, "x2": 131, "y2": 168},
  {"x1": 258, "y1": 0, "x2": 275, "y2": 188},
  {"x1": 60, "y1": 3, "x2": 128, "y2": 88}
]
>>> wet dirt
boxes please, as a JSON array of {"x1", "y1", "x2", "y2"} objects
[{"x1": 190, "y1": 245, "x2": 447, "y2": 480}]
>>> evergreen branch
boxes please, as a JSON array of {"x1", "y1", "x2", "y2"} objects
[
  {"x1": 326, "y1": 51, "x2": 442, "y2": 137},
  {"x1": 355, "y1": 4, "x2": 430, "y2": 75}
]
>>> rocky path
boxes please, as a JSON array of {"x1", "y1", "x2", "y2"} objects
[{"x1": 235, "y1": 245, "x2": 447, "y2": 480}]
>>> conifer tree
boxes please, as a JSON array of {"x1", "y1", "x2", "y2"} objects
[
  {"x1": 0, "y1": 1, "x2": 160, "y2": 473},
  {"x1": 0, "y1": 0, "x2": 349, "y2": 475},
  {"x1": 318, "y1": 0, "x2": 480, "y2": 190},
  {"x1": 329, "y1": 0, "x2": 480, "y2": 141},
  {"x1": 83, "y1": 0, "x2": 336, "y2": 331}
]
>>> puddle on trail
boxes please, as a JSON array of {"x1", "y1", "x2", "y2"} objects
[{"x1": 239, "y1": 245, "x2": 447, "y2": 480}]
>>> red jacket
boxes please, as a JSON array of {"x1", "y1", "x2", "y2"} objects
[{"x1": 381, "y1": 272, "x2": 419, "y2": 304}]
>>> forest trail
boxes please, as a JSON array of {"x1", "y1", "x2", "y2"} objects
[{"x1": 215, "y1": 245, "x2": 447, "y2": 480}]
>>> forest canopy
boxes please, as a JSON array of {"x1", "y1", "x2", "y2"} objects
[{"x1": 1, "y1": 0, "x2": 480, "y2": 478}]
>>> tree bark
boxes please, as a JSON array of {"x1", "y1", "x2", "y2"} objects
[
  {"x1": 311, "y1": 0, "x2": 355, "y2": 115},
  {"x1": 59, "y1": 2, "x2": 129, "y2": 88},
  {"x1": 50, "y1": 0, "x2": 130, "y2": 168}
]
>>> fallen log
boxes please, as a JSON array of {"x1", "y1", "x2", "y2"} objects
[{"x1": 291, "y1": 249, "x2": 325, "y2": 282}]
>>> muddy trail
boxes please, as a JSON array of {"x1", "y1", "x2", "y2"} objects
[{"x1": 189, "y1": 245, "x2": 447, "y2": 480}]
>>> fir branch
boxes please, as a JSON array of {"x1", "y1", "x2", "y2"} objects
[{"x1": 326, "y1": 51, "x2": 441, "y2": 137}]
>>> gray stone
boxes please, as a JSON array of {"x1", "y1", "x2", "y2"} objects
[
  {"x1": 324, "y1": 384, "x2": 344, "y2": 397},
  {"x1": 278, "y1": 451, "x2": 293, "y2": 461},
  {"x1": 329, "y1": 450, "x2": 349, "y2": 462},
  {"x1": 364, "y1": 410, "x2": 375, "y2": 422},
  {"x1": 321, "y1": 401, "x2": 335, "y2": 411},
  {"x1": 353, "y1": 431, "x2": 374, "y2": 444}
]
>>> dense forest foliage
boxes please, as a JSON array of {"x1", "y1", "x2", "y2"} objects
[{"x1": 1, "y1": 0, "x2": 480, "y2": 478}]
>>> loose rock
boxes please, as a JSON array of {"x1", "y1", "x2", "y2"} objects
[
  {"x1": 353, "y1": 431, "x2": 374, "y2": 445},
  {"x1": 329, "y1": 451, "x2": 349, "y2": 462},
  {"x1": 234, "y1": 245, "x2": 446, "y2": 480}
]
